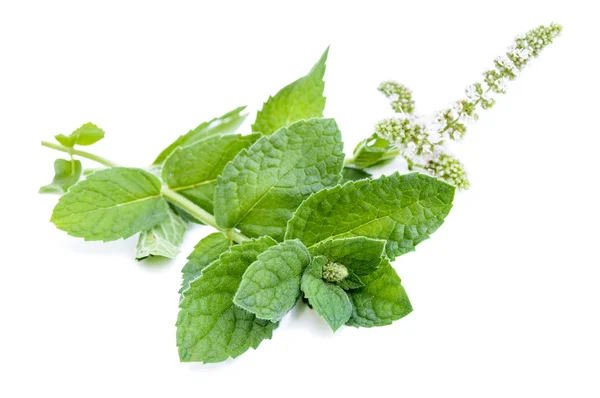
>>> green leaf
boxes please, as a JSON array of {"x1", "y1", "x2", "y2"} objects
[
  {"x1": 234, "y1": 240, "x2": 310, "y2": 321},
  {"x1": 351, "y1": 135, "x2": 399, "y2": 169},
  {"x1": 341, "y1": 167, "x2": 371, "y2": 183},
  {"x1": 252, "y1": 48, "x2": 328, "y2": 135},
  {"x1": 215, "y1": 118, "x2": 344, "y2": 241},
  {"x1": 346, "y1": 258, "x2": 412, "y2": 327},
  {"x1": 337, "y1": 271, "x2": 365, "y2": 290},
  {"x1": 310, "y1": 236, "x2": 386, "y2": 276},
  {"x1": 39, "y1": 159, "x2": 82, "y2": 194},
  {"x1": 153, "y1": 106, "x2": 247, "y2": 164},
  {"x1": 180, "y1": 232, "x2": 231, "y2": 296},
  {"x1": 286, "y1": 172, "x2": 455, "y2": 259},
  {"x1": 301, "y1": 255, "x2": 352, "y2": 331},
  {"x1": 177, "y1": 237, "x2": 278, "y2": 363},
  {"x1": 51, "y1": 167, "x2": 169, "y2": 241},
  {"x1": 135, "y1": 207, "x2": 187, "y2": 260},
  {"x1": 162, "y1": 134, "x2": 259, "y2": 213},
  {"x1": 55, "y1": 122, "x2": 105, "y2": 147}
]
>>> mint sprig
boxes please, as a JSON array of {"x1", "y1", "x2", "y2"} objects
[{"x1": 38, "y1": 26, "x2": 559, "y2": 363}]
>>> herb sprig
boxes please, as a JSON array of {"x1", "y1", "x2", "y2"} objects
[{"x1": 39, "y1": 24, "x2": 560, "y2": 363}]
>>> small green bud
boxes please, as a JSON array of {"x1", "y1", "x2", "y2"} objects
[{"x1": 322, "y1": 262, "x2": 349, "y2": 283}]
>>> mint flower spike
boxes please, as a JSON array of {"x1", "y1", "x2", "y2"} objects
[
  {"x1": 374, "y1": 117, "x2": 432, "y2": 157},
  {"x1": 425, "y1": 154, "x2": 470, "y2": 190},
  {"x1": 436, "y1": 23, "x2": 562, "y2": 141},
  {"x1": 378, "y1": 81, "x2": 415, "y2": 114}
]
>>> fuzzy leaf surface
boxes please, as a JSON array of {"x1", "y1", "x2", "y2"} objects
[
  {"x1": 180, "y1": 232, "x2": 231, "y2": 296},
  {"x1": 153, "y1": 106, "x2": 247, "y2": 164},
  {"x1": 310, "y1": 236, "x2": 386, "y2": 275},
  {"x1": 252, "y1": 48, "x2": 328, "y2": 135},
  {"x1": 39, "y1": 159, "x2": 82, "y2": 194},
  {"x1": 234, "y1": 240, "x2": 310, "y2": 321},
  {"x1": 286, "y1": 172, "x2": 455, "y2": 258},
  {"x1": 135, "y1": 206, "x2": 187, "y2": 260},
  {"x1": 301, "y1": 255, "x2": 352, "y2": 331},
  {"x1": 51, "y1": 168, "x2": 168, "y2": 241},
  {"x1": 346, "y1": 258, "x2": 412, "y2": 327},
  {"x1": 215, "y1": 118, "x2": 344, "y2": 240},
  {"x1": 176, "y1": 237, "x2": 278, "y2": 363},
  {"x1": 162, "y1": 134, "x2": 259, "y2": 213}
]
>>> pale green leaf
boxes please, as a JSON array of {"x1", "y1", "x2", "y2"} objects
[
  {"x1": 55, "y1": 122, "x2": 105, "y2": 147},
  {"x1": 215, "y1": 118, "x2": 344, "y2": 241},
  {"x1": 177, "y1": 237, "x2": 278, "y2": 363},
  {"x1": 39, "y1": 159, "x2": 82, "y2": 194},
  {"x1": 351, "y1": 135, "x2": 399, "y2": 169},
  {"x1": 180, "y1": 232, "x2": 231, "y2": 296},
  {"x1": 234, "y1": 240, "x2": 310, "y2": 321},
  {"x1": 341, "y1": 167, "x2": 371, "y2": 183},
  {"x1": 301, "y1": 255, "x2": 352, "y2": 331},
  {"x1": 310, "y1": 236, "x2": 386, "y2": 276},
  {"x1": 252, "y1": 48, "x2": 328, "y2": 135},
  {"x1": 135, "y1": 206, "x2": 188, "y2": 260},
  {"x1": 153, "y1": 106, "x2": 247, "y2": 164},
  {"x1": 286, "y1": 172, "x2": 455, "y2": 259},
  {"x1": 346, "y1": 258, "x2": 412, "y2": 327},
  {"x1": 162, "y1": 134, "x2": 259, "y2": 213},
  {"x1": 51, "y1": 168, "x2": 169, "y2": 241}
]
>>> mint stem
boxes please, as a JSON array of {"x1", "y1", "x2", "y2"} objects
[
  {"x1": 41, "y1": 141, "x2": 119, "y2": 167},
  {"x1": 43, "y1": 139, "x2": 251, "y2": 243},
  {"x1": 161, "y1": 187, "x2": 250, "y2": 243}
]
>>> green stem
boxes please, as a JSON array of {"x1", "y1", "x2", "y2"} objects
[
  {"x1": 161, "y1": 187, "x2": 250, "y2": 243},
  {"x1": 41, "y1": 141, "x2": 119, "y2": 167},
  {"x1": 344, "y1": 156, "x2": 356, "y2": 166}
]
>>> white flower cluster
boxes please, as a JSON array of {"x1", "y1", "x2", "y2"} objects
[
  {"x1": 426, "y1": 154, "x2": 470, "y2": 190},
  {"x1": 374, "y1": 116, "x2": 431, "y2": 156},
  {"x1": 378, "y1": 81, "x2": 415, "y2": 114},
  {"x1": 352, "y1": 24, "x2": 561, "y2": 190},
  {"x1": 437, "y1": 23, "x2": 562, "y2": 141}
]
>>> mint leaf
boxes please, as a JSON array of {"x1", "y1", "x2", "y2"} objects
[
  {"x1": 180, "y1": 232, "x2": 230, "y2": 296},
  {"x1": 350, "y1": 135, "x2": 399, "y2": 169},
  {"x1": 177, "y1": 237, "x2": 278, "y2": 363},
  {"x1": 161, "y1": 134, "x2": 259, "y2": 213},
  {"x1": 234, "y1": 240, "x2": 310, "y2": 321},
  {"x1": 39, "y1": 159, "x2": 82, "y2": 194},
  {"x1": 310, "y1": 237, "x2": 386, "y2": 276},
  {"x1": 51, "y1": 168, "x2": 168, "y2": 241},
  {"x1": 252, "y1": 48, "x2": 328, "y2": 135},
  {"x1": 215, "y1": 118, "x2": 344, "y2": 241},
  {"x1": 135, "y1": 206, "x2": 187, "y2": 260},
  {"x1": 55, "y1": 122, "x2": 105, "y2": 147},
  {"x1": 301, "y1": 255, "x2": 352, "y2": 331},
  {"x1": 337, "y1": 271, "x2": 365, "y2": 290},
  {"x1": 346, "y1": 258, "x2": 412, "y2": 327},
  {"x1": 341, "y1": 167, "x2": 371, "y2": 183},
  {"x1": 153, "y1": 106, "x2": 247, "y2": 164},
  {"x1": 286, "y1": 172, "x2": 455, "y2": 259}
]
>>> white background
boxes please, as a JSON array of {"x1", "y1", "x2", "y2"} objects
[{"x1": 1, "y1": 1, "x2": 599, "y2": 397}]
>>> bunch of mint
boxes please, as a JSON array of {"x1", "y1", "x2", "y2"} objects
[{"x1": 41, "y1": 22, "x2": 561, "y2": 362}]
